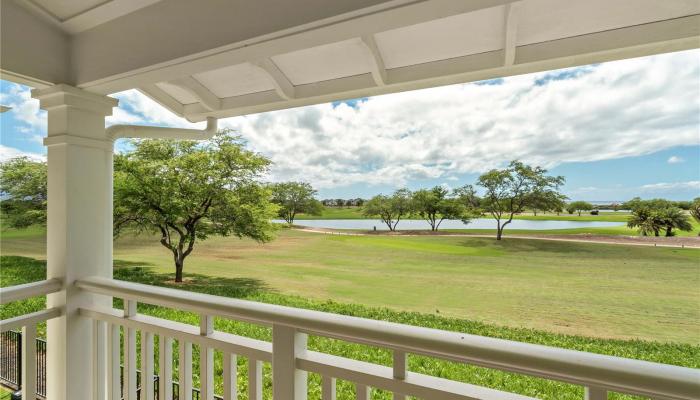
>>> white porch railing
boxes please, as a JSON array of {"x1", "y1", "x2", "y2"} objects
[{"x1": 2, "y1": 277, "x2": 699, "y2": 400}]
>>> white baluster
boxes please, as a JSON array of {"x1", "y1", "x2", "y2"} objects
[
  {"x1": 108, "y1": 324, "x2": 121, "y2": 400},
  {"x1": 223, "y1": 352, "x2": 237, "y2": 400},
  {"x1": 200, "y1": 315, "x2": 214, "y2": 400},
  {"x1": 124, "y1": 300, "x2": 137, "y2": 400},
  {"x1": 179, "y1": 341, "x2": 193, "y2": 400},
  {"x1": 393, "y1": 350, "x2": 407, "y2": 400},
  {"x1": 158, "y1": 336, "x2": 173, "y2": 400},
  {"x1": 585, "y1": 386, "x2": 607, "y2": 400},
  {"x1": 248, "y1": 359, "x2": 262, "y2": 400},
  {"x1": 142, "y1": 331, "x2": 155, "y2": 400},
  {"x1": 356, "y1": 384, "x2": 370, "y2": 400},
  {"x1": 22, "y1": 323, "x2": 37, "y2": 400},
  {"x1": 94, "y1": 320, "x2": 107, "y2": 400},
  {"x1": 322, "y1": 376, "x2": 336, "y2": 400},
  {"x1": 272, "y1": 324, "x2": 308, "y2": 400}
]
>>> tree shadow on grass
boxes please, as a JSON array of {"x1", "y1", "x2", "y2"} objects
[
  {"x1": 113, "y1": 261, "x2": 272, "y2": 299},
  {"x1": 456, "y1": 236, "x2": 588, "y2": 254}
]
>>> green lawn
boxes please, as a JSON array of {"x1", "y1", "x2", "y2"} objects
[
  {"x1": 2, "y1": 226, "x2": 699, "y2": 400},
  {"x1": 2, "y1": 227, "x2": 698, "y2": 344}
]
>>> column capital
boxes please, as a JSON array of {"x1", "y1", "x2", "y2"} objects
[{"x1": 32, "y1": 84, "x2": 118, "y2": 116}]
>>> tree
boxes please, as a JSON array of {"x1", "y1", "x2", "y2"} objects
[
  {"x1": 690, "y1": 198, "x2": 700, "y2": 236},
  {"x1": 567, "y1": 201, "x2": 593, "y2": 216},
  {"x1": 363, "y1": 189, "x2": 412, "y2": 231},
  {"x1": 477, "y1": 161, "x2": 564, "y2": 240},
  {"x1": 529, "y1": 189, "x2": 567, "y2": 216},
  {"x1": 626, "y1": 198, "x2": 692, "y2": 237},
  {"x1": 114, "y1": 134, "x2": 278, "y2": 282},
  {"x1": 270, "y1": 182, "x2": 323, "y2": 224},
  {"x1": 411, "y1": 186, "x2": 468, "y2": 231},
  {"x1": 0, "y1": 157, "x2": 47, "y2": 228}
]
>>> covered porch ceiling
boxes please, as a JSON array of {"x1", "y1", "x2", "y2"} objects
[{"x1": 2, "y1": 0, "x2": 699, "y2": 122}]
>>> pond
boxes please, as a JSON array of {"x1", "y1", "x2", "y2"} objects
[{"x1": 276, "y1": 219, "x2": 625, "y2": 231}]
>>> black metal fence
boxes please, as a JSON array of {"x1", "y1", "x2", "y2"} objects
[
  {"x1": 1, "y1": 331, "x2": 47, "y2": 398},
  {"x1": 1, "y1": 331, "x2": 223, "y2": 400}
]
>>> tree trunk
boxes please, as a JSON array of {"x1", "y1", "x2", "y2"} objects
[
  {"x1": 175, "y1": 257, "x2": 184, "y2": 282},
  {"x1": 665, "y1": 227, "x2": 673, "y2": 237},
  {"x1": 496, "y1": 223, "x2": 503, "y2": 240}
]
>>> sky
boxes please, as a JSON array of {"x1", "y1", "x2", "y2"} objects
[{"x1": 1, "y1": 49, "x2": 699, "y2": 202}]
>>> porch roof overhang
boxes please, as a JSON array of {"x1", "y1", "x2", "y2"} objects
[{"x1": 2, "y1": 0, "x2": 699, "y2": 123}]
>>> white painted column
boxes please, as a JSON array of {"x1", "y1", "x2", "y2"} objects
[{"x1": 32, "y1": 84, "x2": 118, "y2": 400}]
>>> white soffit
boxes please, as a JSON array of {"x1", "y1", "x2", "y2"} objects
[
  {"x1": 155, "y1": 82, "x2": 198, "y2": 105},
  {"x1": 3, "y1": 0, "x2": 699, "y2": 121},
  {"x1": 375, "y1": 6, "x2": 507, "y2": 69},
  {"x1": 17, "y1": 0, "x2": 162, "y2": 33},
  {"x1": 193, "y1": 64, "x2": 276, "y2": 99},
  {"x1": 271, "y1": 38, "x2": 374, "y2": 85},
  {"x1": 517, "y1": 0, "x2": 700, "y2": 46}
]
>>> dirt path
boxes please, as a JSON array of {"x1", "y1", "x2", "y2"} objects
[{"x1": 295, "y1": 227, "x2": 700, "y2": 248}]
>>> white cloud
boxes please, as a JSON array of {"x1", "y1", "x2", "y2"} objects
[
  {"x1": 667, "y1": 155, "x2": 685, "y2": 164},
  {"x1": 4, "y1": 50, "x2": 698, "y2": 193},
  {"x1": 214, "y1": 50, "x2": 700, "y2": 189},
  {"x1": 108, "y1": 90, "x2": 204, "y2": 129},
  {"x1": 0, "y1": 83, "x2": 46, "y2": 133},
  {"x1": 640, "y1": 181, "x2": 700, "y2": 192},
  {"x1": 0, "y1": 145, "x2": 45, "y2": 162}
]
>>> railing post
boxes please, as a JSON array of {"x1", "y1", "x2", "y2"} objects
[
  {"x1": 585, "y1": 386, "x2": 607, "y2": 400},
  {"x1": 94, "y1": 320, "x2": 107, "y2": 400},
  {"x1": 199, "y1": 315, "x2": 214, "y2": 400},
  {"x1": 32, "y1": 85, "x2": 118, "y2": 400},
  {"x1": 158, "y1": 336, "x2": 173, "y2": 400},
  {"x1": 108, "y1": 324, "x2": 121, "y2": 400},
  {"x1": 322, "y1": 376, "x2": 336, "y2": 400},
  {"x1": 248, "y1": 359, "x2": 262, "y2": 400},
  {"x1": 223, "y1": 352, "x2": 237, "y2": 400},
  {"x1": 392, "y1": 350, "x2": 407, "y2": 400},
  {"x1": 21, "y1": 324, "x2": 37, "y2": 400},
  {"x1": 178, "y1": 341, "x2": 193, "y2": 400},
  {"x1": 355, "y1": 384, "x2": 370, "y2": 400},
  {"x1": 124, "y1": 300, "x2": 138, "y2": 400},
  {"x1": 272, "y1": 324, "x2": 307, "y2": 400},
  {"x1": 141, "y1": 331, "x2": 155, "y2": 400}
]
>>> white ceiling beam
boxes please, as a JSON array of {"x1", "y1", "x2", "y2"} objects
[
  {"x1": 171, "y1": 77, "x2": 222, "y2": 111},
  {"x1": 361, "y1": 35, "x2": 388, "y2": 86},
  {"x1": 73, "y1": 0, "x2": 515, "y2": 94},
  {"x1": 253, "y1": 59, "x2": 296, "y2": 100},
  {"x1": 179, "y1": 15, "x2": 700, "y2": 122},
  {"x1": 503, "y1": 2, "x2": 520, "y2": 66},
  {"x1": 137, "y1": 84, "x2": 186, "y2": 117}
]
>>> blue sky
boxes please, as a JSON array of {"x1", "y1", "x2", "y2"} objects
[{"x1": 1, "y1": 50, "x2": 699, "y2": 201}]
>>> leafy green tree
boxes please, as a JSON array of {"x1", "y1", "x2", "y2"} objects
[
  {"x1": 690, "y1": 198, "x2": 700, "y2": 236},
  {"x1": 270, "y1": 182, "x2": 323, "y2": 224},
  {"x1": 477, "y1": 161, "x2": 564, "y2": 240},
  {"x1": 411, "y1": 186, "x2": 468, "y2": 231},
  {"x1": 363, "y1": 188, "x2": 412, "y2": 231},
  {"x1": 529, "y1": 189, "x2": 567, "y2": 216},
  {"x1": 567, "y1": 201, "x2": 593, "y2": 216},
  {"x1": 114, "y1": 134, "x2": 277, "y2": 282},
  {"x1": 0, "y1": 157, "x2": 47, "y2": 228}
]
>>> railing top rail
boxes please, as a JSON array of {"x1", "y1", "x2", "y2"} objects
[
  {"x1": 76, "y1": 276, "x2": 700, "y2": 400},
  {"x1": 0, "y1": 279, "x2": 62, "y2": 305}
]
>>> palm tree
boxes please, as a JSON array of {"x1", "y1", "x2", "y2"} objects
[
  {"x1": 658, "y1": 207, "x2": 693, "y2": 237},
  {"x1": 627, "y1": 207, "x2": 661, "y2": 236}
]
